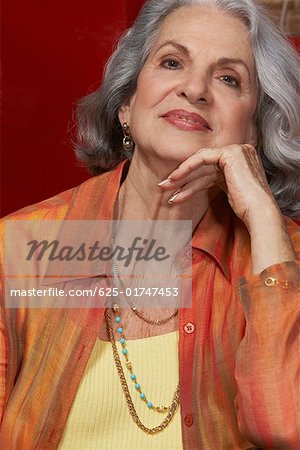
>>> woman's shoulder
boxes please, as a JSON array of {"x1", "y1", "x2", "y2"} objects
[
  {"x1": 2, "y1": 187, "x2": 75, "y2": 222},
  {"x1": 1, "y1": 175, "x2": 104, "y2": 222},
  {"x1": 1, "y1": 164, "x2": 124, "y2": 223}
]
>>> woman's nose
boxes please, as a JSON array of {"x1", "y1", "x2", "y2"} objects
[{"x1": 176, "y1": 72, "x2": 211, "y2": 105}]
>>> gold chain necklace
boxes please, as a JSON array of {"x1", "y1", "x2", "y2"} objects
[
  {"x1": 105, "y1": 307, "x2": 180, "y2": 434},
  {"x1": 111, "y1": 257, "x2": 179, "y2": 325},
  {"x1": 123, "y1": 294, "x2": 179, "y2": 325}
]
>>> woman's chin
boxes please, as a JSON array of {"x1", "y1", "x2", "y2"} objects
[{"x1": 135, "y1": 145, "x2": 203, "y2": 165}]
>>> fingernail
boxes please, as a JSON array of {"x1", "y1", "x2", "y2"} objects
[
  {"x1": 158, "y1": 177, "x2": 172, "y2": 187},
  {"x1": 168, "y1": 189, "x2": 182, "y2": 204}
]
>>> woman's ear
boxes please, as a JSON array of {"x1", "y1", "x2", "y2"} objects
[{"x1": 118, "y1": 104, "x2": 131, "y2": 126}]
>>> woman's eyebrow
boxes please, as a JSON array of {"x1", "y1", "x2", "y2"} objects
[
  {"x1": 155, "y1": 40, "x2": 190, "y2": 57},
  {"x1": 215, "y1": 57, "x2": 252, "y2": 80}
]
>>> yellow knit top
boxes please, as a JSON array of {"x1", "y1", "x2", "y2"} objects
[{"x1": 58, "y1": 331, "x2": 182, "y2": 450}]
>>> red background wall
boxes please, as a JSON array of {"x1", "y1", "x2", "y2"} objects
[
  {"x1": 1, "y1": 0, "x2": 144, "y2": 217},
  {"x1": 1, "y1": 1, "x2": 299, "y2": 217}
]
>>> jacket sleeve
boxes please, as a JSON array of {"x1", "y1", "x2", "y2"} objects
[{"x1": 234, "y1": 254, "x2": 300, "y2": 449}]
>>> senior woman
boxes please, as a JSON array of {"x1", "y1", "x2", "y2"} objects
[{"x1": 1, "y1": 0, "x2": 300, "y2": 449}]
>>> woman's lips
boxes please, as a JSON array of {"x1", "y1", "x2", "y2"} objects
[{"x1": 161, "y1": 109, "x2": 212, "y2": 131}]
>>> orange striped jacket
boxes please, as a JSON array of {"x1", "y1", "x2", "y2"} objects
[{"x1": 0, "y1": 162, "x2": 300, "y2": 449}]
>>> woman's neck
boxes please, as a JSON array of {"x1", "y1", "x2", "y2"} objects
[{"x1": 115, "y1": 155, "x2": 211, "y2": 232}]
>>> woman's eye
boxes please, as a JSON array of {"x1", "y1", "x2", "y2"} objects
[
  {"x1": 161, "y1": 59, "x2": 181, "y2": 69},
  {"x1": 220, "y1": 75, "x2": 240, "y2": 87}
]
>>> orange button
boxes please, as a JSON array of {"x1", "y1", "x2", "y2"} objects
[
  {"x1": 184, "y1": 414, "x2": 194, "y2": 427},
  {"x1": 184, "y1": 322, "x2": 195, "y2": 334}
]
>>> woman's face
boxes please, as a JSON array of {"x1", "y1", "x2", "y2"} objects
[{"x1": 119, "y1": 6, "x2": 259, "y2": 164}]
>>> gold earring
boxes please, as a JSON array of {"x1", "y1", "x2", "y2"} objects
[{"x1": 122, "y1": 123, "x2": 134, "y2": 151}]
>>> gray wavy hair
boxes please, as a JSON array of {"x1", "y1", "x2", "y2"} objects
[{"x1": 76, "y1": 0, "x2": 300, "y2": 218}]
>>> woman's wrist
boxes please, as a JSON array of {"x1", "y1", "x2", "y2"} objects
[{"x1": 247, "y1": 203, "x2": 296, "y2": 274}]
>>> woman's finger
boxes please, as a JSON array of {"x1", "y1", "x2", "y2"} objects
[
  {"x1": 167, "y1": 174, "x2": 221, "y2": 204},
  {"x1": 167, "y1": 148, "x2": 219, "y2": 181},
  {"x1": 158, "y1": 164, "x2": 218, "y2": 191}
]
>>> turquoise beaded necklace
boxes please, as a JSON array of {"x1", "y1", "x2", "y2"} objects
[
  {"x1": 104, "y1": 306, "x2": 180, "y2": 434},
  {"x1": 111, "y1": 303, "x2": 177, "y2": 413}
]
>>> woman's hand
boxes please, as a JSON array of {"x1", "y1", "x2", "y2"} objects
[
  {"x1": 158, "y1": 144, "x2": 296, "y2": 273},
  {"x1": 159, "y1": 144, "x2": 276, "y2": 230}
]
